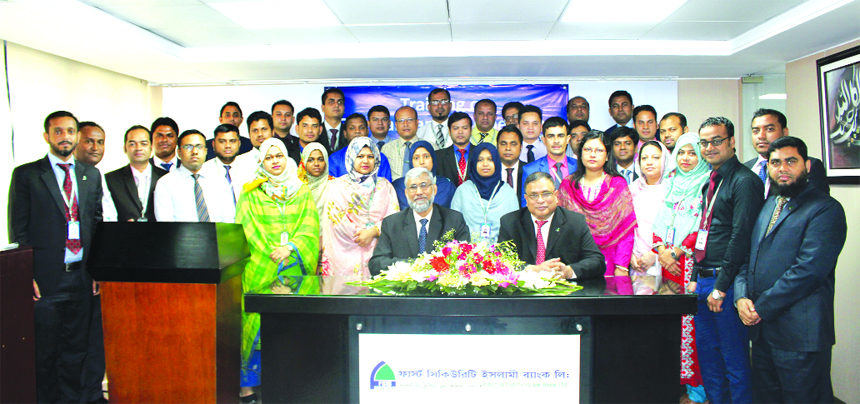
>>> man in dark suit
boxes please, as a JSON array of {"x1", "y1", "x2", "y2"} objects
[
  {"x1": 436, "y1": 112, "x2": 473, "y2": 187},
  {"x1": 604, "y1": 90, "x2": 634, "y2": 137},
  {"x1": 498, "y1": 172, "x2": 604, "y2": 280},
  {"x1": 8, "y1": 111, "x2": 103, "y2": 402},
  {"x1": 610, "y1": 126, "x2": 640, "y2": 185},
  {"x1": 150, "y1": 116, "x2": 181, "y2": 172},
  {"x1": 106, "y1": 125, "x2": 168, "y2": 222},
  {"x1": 321, "y1": 88, "x2": 347, "y2": 152},
  {"x1": 744, "y1": 108, "x2": 829, "y2": 195},
  {"x1": 206, "y1": 101, "x2": 253, "y2": 160},
  {"x1": 496, "y1": 125, "x2": 527, "y2": 204},
  {"x1": 520, "y1": 117, "x2": 578, "y2": 206},
  {"x1": 734, "y1": 137, "x2": 846, "y2": 402},
  {"x1": 369, "y1": 167, "x2": 470, "y2": 276}
]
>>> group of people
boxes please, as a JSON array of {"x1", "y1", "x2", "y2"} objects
[{"x1": 7, "y1": 84, "x2": 847, "y2": 404}]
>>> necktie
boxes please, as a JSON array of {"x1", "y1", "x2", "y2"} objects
[
  {"x1": 506, "y1": 167, "x2": 514, "y2": 188},
  {"x1": 457, "y1": 149, "x2": 467, "y2": 185},
  {"x1": 526, "y1": 145, "x2": 535, "y2": 163},
  {"x1": 766, "y1": 197, "x2": 788, "y2": 235},
  {"x1": 161, "y1": 162, "x2": 173, "y2": 171},
  {"x1": 402, "y1": 141, "x2": 413, "y2": 177},
  {"x1": 625, "y1": 169, "x2": 633, "y2": 184},
  {"x1": 553, "y1": 162, "x2": 563, "y2": 188},
  {"x1": 224, "y1": 165, "x2": 236, "y2": 206},
  {"x1": 191, "y1": 173, "x2": 210, "y2": 222},
  {"x1": 535, "y1": 220, "x2": 548, "y2": 265},
  {"x1": 58, "y1": 163, "x2": 82, "y2": 254},
  {"x1": 435, "y1": 124, "x2": 445, "y2": 149},
  {"x1": 377, "y1": 141, "x2": 385, "y2": 151},
  {"x1": 330, "y1": 128, "x2": 338, "y2": 147},
  {"x1": 694, "y1": 171, "x2": 720, "y2": 263},
  {"x1": 419, "y1": 218, "x2": 428, "y2": 253},
  {"x1": 757, "y1": 161, "x2": 768, "y2": 185},
  {"x1": 479, "y1": 132, "x2": 488, "y2": 143}
]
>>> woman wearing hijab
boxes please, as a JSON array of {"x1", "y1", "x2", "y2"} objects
[
  {"x1": 299, "y1": 142, "x2": 334, "y2": 218},
  {"x1": 628, "y1": 140, "x2": 672, "y2": 294},
  {"x1": 450, "y1": 143, "x2": 519, "y2": 242},
  {"x1": 321, "y1": 137, "x2": 399, "y2": 294},
  {"x1": 557, "y1": 130, "x2": 637, "y2": 295},
  {"x1": 235, "y1": 138, "x2": 320, "y2": 403},
  {"x1": 652, "y1": 133, "x2": 710, "y2": 402},
  {"x1": 391, "y1": 140, "x2": 456, "y2": 210}
]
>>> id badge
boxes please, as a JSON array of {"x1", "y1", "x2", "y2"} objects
[
  {"x1": 695, "y1": 229, "x2": 708, "y2": 250},
  {"x1": 280, "y1": 231, "x2": 290, "y2": 246},
  {"x1": 666, "y1": 228, "x2": 675, "y2": 245},
  {"x1": 68, "y1": 221, "x2": 80, "y2": 240},
  {"x1": 480, "y1": 224, "x2": 491, "y2": 239}
]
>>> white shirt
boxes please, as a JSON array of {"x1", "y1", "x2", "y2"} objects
[
  {"x1": 752, "y1": 155, "x2": 770, "y2": 197},
  {"x1": 520, "y1": 137, "x2": 547, "y2": 162},
  {"x1": 231, "y1": 148, "x2": 262, "y2": 193},
  {"x1": 501, "y1": 161, "x2": 521, "y2": 196},
  {"x1": 412, "y1": 206, "x2": 434, "y2": 241},
  {"x1": 131, "y1": 164, "x2": 153, "y2": 215},
  {"x1": 529, "y1": 211, "x2": 576, "y2": 279},
  {"x1": 47, "y1": 153, "x2": 83, "y2": 264},
  {"x1": 153, "y1": 155, "x2": 179, "y2": 172},
  {"x1": 204, "y1": 158, "x2": 242, "y2": 204},
  {"x1": 98, "y1": 169, "x2": 117, "y2": 222},
  {"x1": 417, "y1": 118, "x2": 452, "y2": 150},
  {"x1": 322, "y1": 119, "x2": 343, "y2": 146},
  {"x1": 616, "y1": 162, "x2": 641, "y2": 185},
  {"x1": 154, "y1": 164, "x2": 235, "y2": 223}
]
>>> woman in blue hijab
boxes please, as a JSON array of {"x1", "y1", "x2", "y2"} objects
[
  {"x1": 391, "y1": 140, "x2": 456, "y2": 209},
  {"x1": 450, "y1": 143, "x2": 519, "y2": 242}
]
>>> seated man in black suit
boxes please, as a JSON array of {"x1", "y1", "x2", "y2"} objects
[
  {"x1": 106, "y1": 125, "x2": 168, "y2": 222},
  {"x1": 497, "y1": 172, "x2": 604, "y2": 280},
  {"x1": 369, "y1": 167, "x2": 470, "y2": 276}
]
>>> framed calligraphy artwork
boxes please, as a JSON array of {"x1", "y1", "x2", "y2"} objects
[{"x1": 817, "y1": 44, "x2": 860, "y2": 184}]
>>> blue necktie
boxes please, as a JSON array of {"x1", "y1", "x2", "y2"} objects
[
  {"x1": 403, "y1": 141, "x2": 412, "y2": 177},
  {"x1": 526, "y1": 145, "x2": 535, "y2": 163},
  {"x1": 161, "y1": 162, "x2": 173, "y2": 171},
  {"x1": 418, "y1": 218, "x2": 428, "y2": 253},
  {"x1": 224, "y1": 165, "x2": 236, "y2": 206},
  {"x1": 191, "y1": 173, "x2": 210, "y2": 222},
  {"x1": 758, "y1": 161, "x2": 768, "y2": 185}
]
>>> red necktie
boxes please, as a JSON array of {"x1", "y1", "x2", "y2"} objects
[
  {"x1": 506, "y1": 167, "x2": 514, "y2": 188},
  {"x1": 457, "y1": 149, "x2": 467, "y2": 185},
  {"x1": 58, "y1": 163, "x2": 82, "y2": 254},
  {"x1": 694, "y1": 171, "x2": 719, "y2": 263},
  {"x1": 535, "y1": 220, "x2": 548, "y2": 264}
]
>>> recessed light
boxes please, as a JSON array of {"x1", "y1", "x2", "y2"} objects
[
  {"x1": 206, "y1": 0, "x2": 340, "y2": 29},
  {"x1": 759, "y1": 93, "x2": 787, "y2": 100},
  {"x1": 560, "y1": 0, "x2": 688, "y2": 23}
]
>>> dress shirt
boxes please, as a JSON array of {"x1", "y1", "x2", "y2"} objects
[
  {"x1": 416, "y1": 118, "x2": 451, "y2": 149},
  {"x1": 616, "y1": 162, "x2": 641, "y2": 185},
  {"x1": 131, "y1": 165, "x2": 152, "y2": 216},
  {"x1": 412, "y1": 206, "x2": 434, "y2": 240},
  {"x1": 47, "y1": 153, "x2": 83, "y2": 264},
  {"x1": 529, "y1": 211, "x2": 575, "y2": 279},
  {"x1": 751, "y1": 155, "x2": 771, "y2": 197},
  {"x1": 519, "y1": 138, "x2": 547, "y2": 162},
  {"x1": 381, "y1": 137, "x2": 416, "y2": 181},
  {"x1": 566, "y1": 144, "x2": 578, "y2": 160},
  {"x1": 470, "y1": 127, "x2": 498, "y2": 146},
  {"x1": 154, "y1": 164, "x2": 236, "y2": 223},
  {"x1": 204, "y1": 158, "x2": 243, "y2": 202},
  {"x1": 323, "y1": 119, "x2": 343, "y2": 147},
  {"x1": 154, "y1": 155, "x2": 179, "y2": 172},
  {"x1": 231, "y1": 148, "x2": 262, "y2": 192},
  {"x1": 547, "y1": 155, "x2": 570, "y2": 182},
  {"x1": 98, "y1": 169, "x2": 117, "y2": 222},
  {"x1": 501, "y1": 161, "x2": 520, "y2": 195},
  {"x1": 371, "y1": 132, "x2": 399, "y2": 149},
  {"x1": 695, "y1": 155, "x2": 765, "y2": 292}
]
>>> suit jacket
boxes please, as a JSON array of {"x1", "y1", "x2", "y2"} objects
[
  {"x1": 149, "y1": 157, "x2": 181, "y2": 171},
  {"x1": 8, "y1": 156, "x2": 103, "y2": 295},
  {"x1": 436, "y1": 144, "x2": 472, "y2": 186},
  {"x1": 368, "y1": 204, "x2": 471, "y2": 276},
  {"x1": 205, "y1": 136, "x2": 253, "y2": 161},
  {"x1": 520, "y1": 155, "x2": 578, "y2": 206},
  {"x1": 497, "y1": 206, "x2": 605, "y2": 280},
  {"x1": 734, "y1": 184, "x2": 846, "y2": 352},
  {"x1": 501, "y1": 160, "x2": 527, "y2": 205},
  {"x1": 105, "y1": 164, "x2": 168, "y2": 222},
  {"x1": 744, "y1": 156, "x2": 830, "y2": 195}
]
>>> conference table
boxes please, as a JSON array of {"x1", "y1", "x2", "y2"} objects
[{"x1": 245, "y1": 275, "x2": 697, "y2": 403}]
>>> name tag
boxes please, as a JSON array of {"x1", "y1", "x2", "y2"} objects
[
  {"x1": 280, "y1": 231, "x2": 290, "y2": 246},
  {"x1": 480, "y1": 224, "x2": 491, "y2": 239},
  {"x1": 695, "y1": 229, "x2": 708, "y2": 250},
  {"x1": 666, "y1": 228, "x2": 675, "y2": 245},
  {"x1": 68, "y1": 221, "x2": 80, "y2": 240}
]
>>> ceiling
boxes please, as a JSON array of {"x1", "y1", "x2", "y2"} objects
[{"x1": 0, "y1": 0, "x2": 858, "y2": 85}]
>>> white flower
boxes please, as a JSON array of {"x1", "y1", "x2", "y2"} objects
[
  {"x1": 518, "y1": 270, "x2": 553, "y2": 289},
  {"x1": 410, "y1": 269, "x2": 437, "y2": 283},
  {"x1": 385, "y1": 261, "x2": 414, "y2": 281}
]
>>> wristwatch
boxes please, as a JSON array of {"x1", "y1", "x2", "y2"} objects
[
  {"x1": 670, "y1": 249, "x2": 678, "y2": 260},
  {"x1": 711, "y1": 289, "x2": 724, "y2": 301}
]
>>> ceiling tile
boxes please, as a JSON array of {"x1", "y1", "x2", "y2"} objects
[
  {"x1": 642, "y1": 21, "x2": 760, "y2": 41},
  {"x1": 346, "y1": 24, "x2": 451, "y2": 43},
  {"x1": 245, "y1": 26, "x2": 359, "y2": 45},
  {"x1": 451, "y1": 22, "x2": 555, "y2": 41},
  {"x1": 325, "y1": 0, "x2": 449, "y2": 24},
  {"x1": 89, "y1": 4, "x2": 240, "y2": 29},
  {"x1": 448, "y1": 0, "x2": 568, "y2": 23},
  {"x1": 152, "y1": 27, "x2": 255, "y2": 48},
  {"x1": 666, "y1": 0, "x2": 807, "y2": 22},
  {"x1": 547, "y1": 23, "x2": 657, "y2": 40}
]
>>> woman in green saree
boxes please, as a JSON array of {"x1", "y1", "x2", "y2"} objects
[{"x1": 235, "y1": 137, "x2": 320, "y2": 403}]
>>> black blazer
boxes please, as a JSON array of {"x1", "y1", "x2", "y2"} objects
[
  {"x1": 734, "y1": 184, "x2": 846, "y2": 352},
  {"x1": 8, "y1": 156, "x2": 103, "y2": 294},
  {"x1": 205, "y1": 136, "x2": 253, "y2": 161},
  {"x1": 497, "y1": 206, "x2": 605, "y2": 280},
  {"x1": 105, "y1": 164, "x2": 168, "y2": 222},
  {"x1": 744, "y1": 156, "x2": 830, "y2": 195},
  {"x1": 436, "y1": 144, "x2": 472, "y2": 186},
  {"x1": 369, "y1": 204, "x2": 471, "y2": 276}
]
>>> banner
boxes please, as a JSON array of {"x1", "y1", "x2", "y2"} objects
[{"x1": 336, "y1": 84, "x2": 569, "y2": 136}]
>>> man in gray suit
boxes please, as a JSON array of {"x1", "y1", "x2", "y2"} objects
[
  {"x1": 369, "y1": 167, "x2": 470, "y2": 276},
  {"x1": 735, "y1": 136, "x2": 846, "y2": 402}
]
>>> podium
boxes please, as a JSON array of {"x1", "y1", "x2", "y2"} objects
[
  {"x1": 0, "y1": 246, "x2": 37, "y2": 404},
  {"x1": 88, "y1": 222, "x2": 249, "y2": 403}
]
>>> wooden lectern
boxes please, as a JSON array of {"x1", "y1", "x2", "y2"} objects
[{"x1": 88, "y1": 222, "x2": 249, "y2": 403}]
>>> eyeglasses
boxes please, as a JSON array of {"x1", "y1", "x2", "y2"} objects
[
  {"x1": 582, "y1": 147, "x2": 606, "y2": 155},
  {"x1": 505, "y1": 113, "x2": 519, "y2": 121},
  {"x1": 406, "y1": 182, "x2": 432, "y2": 193},
  {"x1": 768, "y1": 157, "x2": 801, "y2": 168},
  {"x1": 370, "y1": 117, "x2": 389, "y2": 123},
  {"x1": 526, "y1": 192, "x2": 554, "y2": 201},
  {"x1": 181, "y1": 144, "x2": 205, "y2": 152},
  {"x1": 699, "y1": 136, "x2": 729, "y2": 148},
  {"x1": 428, "y1": 99, "x2": 450, "y2": 106},
  {"x1": 396, "y1": 117, "x2": 416, "y2": 124}
]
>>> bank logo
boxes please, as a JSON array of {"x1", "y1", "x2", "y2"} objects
[{"x1": 370, "y1": 361, "x2": 396, "y2": 389}]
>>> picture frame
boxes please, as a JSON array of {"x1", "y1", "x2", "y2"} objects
[{"x1": 817, "y1": 44, "x2": 860, "y2": 185}]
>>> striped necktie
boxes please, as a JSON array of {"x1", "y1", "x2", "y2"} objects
[{"x1": 191, "y1": 173, "x2": 210, "y2": 222}]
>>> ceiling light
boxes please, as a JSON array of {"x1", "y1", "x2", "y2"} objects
[
  {"x1": 206, "y1": 0, "x2": 340, "y2": 29},
  {"x1": 560, "y1": 0, "x2": 688, "y2": 23},
  {"x1": 759, "y1": 93, "x2": 787, "y2": 100}
]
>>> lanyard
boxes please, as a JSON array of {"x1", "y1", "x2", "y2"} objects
[
  {"x1": 701, "y1": 178, "x2": 724, "y2": 230},
  {"x1": 478, "y1": 182, "x2": 501, "y2": 223},
  {"x1": 59, "y1": 166, "x2": 79, "y2": 220}
]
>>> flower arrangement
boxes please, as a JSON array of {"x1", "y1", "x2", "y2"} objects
[{"x1": 349, "y1": 230, "x2": 582, "y2": 296}]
